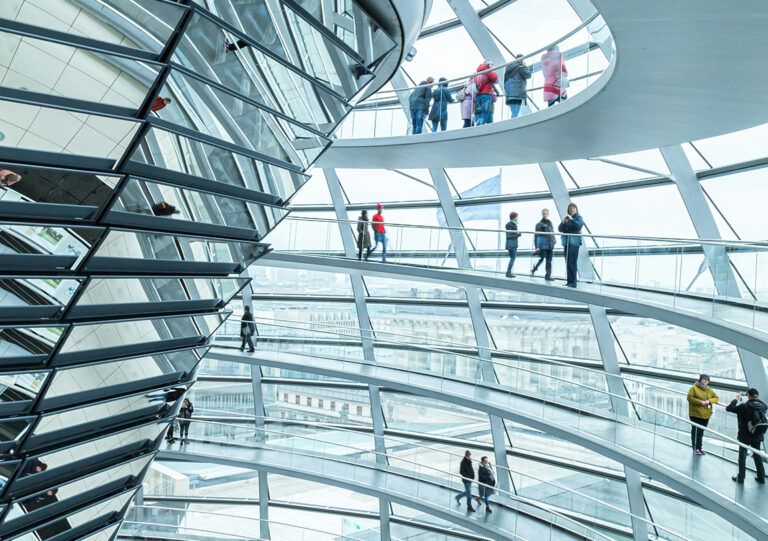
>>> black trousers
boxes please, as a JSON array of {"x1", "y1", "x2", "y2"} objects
[
  {"x1": 240, "y1": 334, "x2": 254, "y2": 350},
  {"x1": 179, "y1": 420, "x2": 190, "y2": 439},
  {"x1": 737, "y1": 440, "x2": 766, "y2": 481},
  {"x1": 690, "y1": 416, "x2": 709, "y2": 449},
  {"x1": 533, "y1": 249, "x2": 553, "y2": 277}
]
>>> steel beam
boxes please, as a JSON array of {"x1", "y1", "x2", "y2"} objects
[{"x1": 445, "y1": 0, "x2": 505, "y2": 67}]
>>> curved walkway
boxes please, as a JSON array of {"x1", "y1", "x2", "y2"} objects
[
  {"x1": 260, "y1": 252, "x2": 768, "y2": 359},
  {"x1": 318, "y1": 1, "x2": 768, "y2": 168},
  {"x1": 159, "y1": 442, "x2": 593, "y2": 541},
  {"x1": 207, "y1": 346, "x2": 768, "y2": 539}
]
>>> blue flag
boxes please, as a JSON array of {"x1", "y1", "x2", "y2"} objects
[{"x1": 436, "y1": 174, "x2": 501, "y2": 226}]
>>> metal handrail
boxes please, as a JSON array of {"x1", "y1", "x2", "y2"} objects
[{"x1": 219, "y1": 316, "x2": 766, "y2": 463}]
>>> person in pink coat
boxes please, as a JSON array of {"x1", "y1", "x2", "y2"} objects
[
  {"x1": 541, "y1": 46, "x2": 568, "y2": 106},
  {"x1": 460, "y1": 78, "x2": 475, "y2": 128}
]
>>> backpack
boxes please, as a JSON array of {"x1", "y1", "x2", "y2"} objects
[{"x1": 748, "y1": 405, "x2": 768, "y2": 436}]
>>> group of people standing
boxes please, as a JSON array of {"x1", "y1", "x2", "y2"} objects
[
  {"x1": 505, "y1": 203, "x2": 584, "y2": 287},
  {"x1": 408, "y1": 46, "x2": 568, "y2": 134},
  {"x1": 356, "y1": 204, "x2": 388, "y2": 262},
  {"x1": 687, "y1": 376, "x2": 767, "y2": 484}
]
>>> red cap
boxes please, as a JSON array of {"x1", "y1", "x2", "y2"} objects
[{"x1": 376, "y1": 203, "x2": 383, "y2": 209}]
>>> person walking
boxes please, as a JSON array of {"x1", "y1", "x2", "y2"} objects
[
  {"x1": 541, "y1": 46, "x2": 568, "y2": 107},
  {"x1": 473, "y1": 60, "x2": 499, "y2": 125},
  {"x1": 505, "y1": 212, "x2": 521, "y2": 277},
  {"x1": 557, "y1": 203, "x2": 584, "y2": 287},
  {"x1": 428, "y1": 77, "x2": 454, "y2": 132},
  {"x1": 460, "y1": 77, "x2": 475, "y2": 128},
  {"x1": 357, "y1": 210, "x2": 372, "y2": 260},
  {"x1": 687, "y1": 374, "x2": 719, "y2": 455},
  {"x1": 726, "y1": 388, "x2": 767, "y2": 484},
  {"x1": 532, "y1": 208, "x2": 555, "y2": 280},
  {"x1": 454, "y1": 450, "x2": 476, "y2": 512},
  {"x1": 504, "y1": 54, "x2": 532, "y2": 118},
  {"x1": 370, "y1": 204, "x2": 387, "y2": 262},
  {"x1": 476, "y1": 456, "x2": 496, "y2": 513},
  {"x1": 178, "y1": 398, "x2": 194, "y2": 444},
  {"x1": 240, "y1": 305, "x2": 255, "y2": 352},
  {"x1": 408, "y1": 77, "x2": 435, "y2": 134}
]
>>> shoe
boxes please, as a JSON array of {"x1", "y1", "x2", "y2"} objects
[
  {"x1": 757, "y1": 477, "x2": 766, "y2": 484},
  {"x1": 732, "y1": 475, "x2": 744, "y2": 483},
  {"x1": 694, "y1": 449, "x2": 701, "y2": 455},
  {"x1": 468, "y1": 507, "x2": 476, "y2": 513},
  {"x1": 566, "y1": 283, "x2": 577, "y2": 288},
  {"x1": 505, "y1": 272, "x2": 514, "y2": 278},
  {"x1": 545, "y1": 276, "x2": 554, "y2": 281},
  {"x1": 248, "y1": 349, "x2": 255, "y2": 353},
  {"x1": 698, "y1": 448, "x2": 705, "y2": 455},
  {"x1": 455, "y1": 496, "x2": 460, "y2": 506},
  {"x1": 530, "y1": 270, "x2": 536, "y2": 276},
  {"x1": 486, "y1": 506, "x2": 492, "y2": 513}
]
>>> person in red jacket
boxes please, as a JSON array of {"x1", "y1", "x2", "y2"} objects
[
  {"x1": 473, "y1": 60, "x2": 499, "y2": 126},
  {"x1": 152, "y1": 96, "x2": 172, "y2": 113},
  {"x1": 369, "y1": 204, "x2": 387, "y2": 262}
]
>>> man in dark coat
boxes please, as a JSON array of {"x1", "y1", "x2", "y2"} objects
[
  {"x1": 476, "y1": 456, "x2": 496, "y2": 513},
  {"x1": 558, "y1": 202, "x2": 584, "y2": 287},
  {"x1": 726, "y1": 388, "x2": 767, "y2": 483},
  {"x1": 240, "y1": 305, "x2": 255, "y2": 352},
  {"x1": 454, "y1": 450, "x2": 476, "y2": 512},
  {"x1": 505, "y1": 212, "x2": 521, "y2": 277},
  {"x1": 532, "y1": 208, "x2": 555, "y2": 280},
  {"x1": 408, "y1": 77, "x2": 434, "y2": 134}
]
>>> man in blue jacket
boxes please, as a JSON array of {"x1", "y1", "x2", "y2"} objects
[
  {"x1": 531, "y1": 208, "x2": 555, "y2": 280},
  {"x1": 408, "y1": 77, "x2": 434, "y2": 134},
  {"x1": 557, "y1": 203, "x2": 584, "y2": 287}
]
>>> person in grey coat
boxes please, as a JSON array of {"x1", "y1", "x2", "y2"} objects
[
  {"x1": 531, "y1": 208, "x2": 555, "y2": 280},
  {"x1": 409, "y1": 77, "x2": 435, "y2": 134},
  {"x1": 504, "y1": 55, "x2": 532, "y2": 118},
  {"x1": 505, "y1": 212, "x2": 521, "y2": 277},
  {"x1": 476, "y1": 456, "x2": 496, "y2": 513}
]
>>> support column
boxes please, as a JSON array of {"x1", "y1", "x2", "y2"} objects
[
  {"x1": 430, "y1": 168, "x2": 511, "y2": 493},
  {"x1": 325, "y1": 169, "x2": 391, "y2": 540},
  {"x1": 540, "y1": 162, "x2": 648, "y2": 541},
  {"x1": 660, "y1": 145, "x2": 768, "y2": 393},
  {"x1": 446, "y1": 0, "x2": 505, "y2": 67}
]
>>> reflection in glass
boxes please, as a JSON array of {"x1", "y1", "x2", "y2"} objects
[
  {"x1": 0, "y1": 326, "x2": 64, "y2": 366},
  {"x1": 0, "y1": 371, "x2": 46, "y2": 406}
]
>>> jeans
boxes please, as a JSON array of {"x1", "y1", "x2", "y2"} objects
[
  {"x1": 565, "y1": 243, "x2": 580, "y2": 286},
  {"x1": 737, "y1": 440, "x2": 766, "y2": 482},
  {"x1": 690, "y1": 416, "x2": 709, "y2": 449},
  {"x1": 475, "y1": 94, "x2": 493, "y2": 125},
  {"x1": 371, "y1": 233, "x2": 387, "y2": 262},
  {"x1": 431, "y1": 117, "x2": 447, "y2": 132},
  {"x1": 411, "y1": 109, "x2": 426, "y2": 134},
  {"x1": 533, "y1": 248, "x2": 553, "y2": 278},
  {"x1": 477, "y1": 484, "x2": 493, "y2": 507},
  {"x1": 508, "y1": 99, "x2": 522, "y2": 118},
  {"x1": 506, "y1": 248, "x2": 517, "y2": 275},
  {"x1": 456, "y1": 480, "x2": 473, "y2": 507},
  {"x1": 240, "y1": 334, "x2": 254, "y2": 351},
  {"x1": 462, "y1": 118, "x2": 471, "y2": 128}
]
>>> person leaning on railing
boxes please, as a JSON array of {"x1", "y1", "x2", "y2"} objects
[
  {"x1": 474, "y1": 60, "x2": 499, "y2": 126},
  {"x1": 408, "y1": 77, "x2": 434, "y2": 134},
  {"x1": 459, "y1": 77, "x2": 476, "y2": 128},
  {"x1": 428, "y1": 77, "x2": 454, "y2": 132},
  {"x1": 504, "y1": 54, "x2": 532, "y2": 118}
]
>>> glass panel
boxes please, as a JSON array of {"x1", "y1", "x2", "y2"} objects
[
  {"x1": 5, "y1": 455, "x2": 151, "y2": 521},
  {"x1": 76, "y1": 277, "x2": 246, "y2": 305},
  {"x1": 59, "y1": 313, "x2": 226, "y2": 356},
  {"x1": 175, "y1": 13, "x2": 350, "y2": 134},
  {"x1": 0, "y1": 30, "x2": 155, "y2": 107},
  {"x1": 0, "y1": 277, "x2": 81, "y2": 310},
  {"x1": 0, "y1": 164, "x2": 118, "y2": 215},
  {"x1": 0, "y1": 371, "x2": 46, "y2": 405},
  {"x1": 45, "y1": 348, "x2": 203, "y2": 403},
  {"x1": 0, "y1": 417, "x2": 33, "y2": 445},
  {"x1": 0, "y1": 101, "x2": 138, "y2": 159},
  {"x1": 114, "y1": 175, "x2": 286, "y2": 237},
  {"x1": 249, "y1": 265, "x2": 353, "y2": 296},
  {"x1": 368, "y1": 302, "x2": 477, "y2": 347},
  {"x1": 263, "y1": 383, "x2": 372, "y2": 425},
  {"x1": 142, "y1": 459, "x2": 258, "y2": 497},
  {"x1": 380, "y1": 392, "x2": 492, "y2": 440},
  {"x1": 0, "y1": 224, "x2": 94, "y2": 268},
  {"x1": 161, "y1": 70, "x2": 329, "y2": 168},
  {"x1": 0, "y1": 325, "x2": 65, "y2": 366}
]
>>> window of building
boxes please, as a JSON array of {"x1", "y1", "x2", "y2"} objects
[
  {"x1": 318, "y1": 399, "x2": 324, "y2": 408},
  {"x1": 307, "y1": 397, "x2": 312, "y2": 406},
  {"x1": 330, "y1": 401, "x2": 336, "y2": 410},
  {"x1": 356, "y1": 406, "x2": 363, "y2": 416},
  {"x1": 283, "y1": 393, "x2": 288, "y2": 401},
  {"x1": 295, "y1": 395, "x2": 300, "y2": 404}
]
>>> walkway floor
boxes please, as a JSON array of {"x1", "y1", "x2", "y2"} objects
[
  {"x1": 160, "y1": 440, "x2": 594, "y2": 541},
  {"x1": 208, "y1": 347, "x2": 768, "y2": 539}
]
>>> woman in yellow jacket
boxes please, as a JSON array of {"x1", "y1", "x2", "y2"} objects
[{"x1": 687, "y1": 374, "x2": 719, "y2": 455}]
